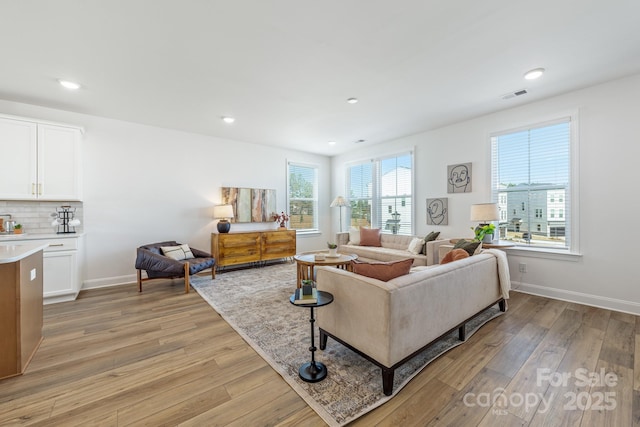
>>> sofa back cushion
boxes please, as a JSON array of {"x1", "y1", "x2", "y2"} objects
[
  {"x1": 379, "y1": 233, "x2": 415, "y2": 250},
  {"x1": 351, "y1": 258, "x2": 413, "y2": 281},
  {"x1": 360, "y1": 227, "x2": 382, "y2": 247}
]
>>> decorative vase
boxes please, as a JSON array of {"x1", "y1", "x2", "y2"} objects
[
  {"x1": 279, "y1": 221, "x2": 286, "y2": 228},
  {"x1": 329, "y1": 248, "x2": 337, "y2": 257}
]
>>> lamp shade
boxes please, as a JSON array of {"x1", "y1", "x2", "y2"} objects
[
  {"x1": 470, "y1": 203, "x2": 499, "y2": 222},
  {"x1": 213, "y1": 205, "x2": 234, "y2": 219},
  {"x1": 330, "y1": 196, "x2": 348, "y2": 207}
]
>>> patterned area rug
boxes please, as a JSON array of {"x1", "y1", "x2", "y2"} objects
[{"x1": 191, "y1": 263, "x2": 503, "y2": 426}]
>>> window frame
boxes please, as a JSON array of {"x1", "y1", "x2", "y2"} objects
[
  {"x1": 286, "y1": 161, "x2": 319, "y2": 233},
  {"x1": 490, "y1": 113, "x2": 580, "y2": 257},
  {"x1": 345, "y1": 150, "x2": 414, "y2": 236}
]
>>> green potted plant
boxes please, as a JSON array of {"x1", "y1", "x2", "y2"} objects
[
  {"x1": 13, "y1": 224, "x2": 23, "y2": 234},
  {"x1": 327, "y1": 242, "x2": 338, "y2": 257},
  {"x1": 471, "y1": 223, "x2": 495, "y2": 243}
]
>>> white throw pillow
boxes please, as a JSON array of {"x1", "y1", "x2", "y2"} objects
[
  {"x1": 161, "y1": 244, "x2": 195, "y2": 260},
  {"x1": 408, "y1": 237, "x2": 425, "y2": 255},
  {"x1": 348, "y1": 226, "x2": 361, "y2": 245}
]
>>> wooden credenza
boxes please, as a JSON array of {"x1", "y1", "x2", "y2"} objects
[{"x1": 211, "y1": 229, "x2": 296, "y2": 270}]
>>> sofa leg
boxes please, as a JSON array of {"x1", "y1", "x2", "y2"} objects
[
  {"x1": 184, "y1": 262, "x2": 190, "y2": 294},
  {"x1": 459, "y1": 324, "x2": 466, "y2": 341},
  {"x1": 319, "y1": 329, "x2": 328, "y2": 350},
  {"x1": 211, "y1": 266, "x2": 216, "y2": 279},
  {"x1": 382, "y1": 368, "x2": 394, "y2": 396},
  {"x1": 499, "y1": 299, "x2": 507, "y2": 312},
  {"x1": 137, "y1": 270, "x2": 142, "y2": 292}
]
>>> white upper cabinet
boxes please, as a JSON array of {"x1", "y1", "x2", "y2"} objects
[{"x1": 0, "y1": 115, "x2": 82, "y2": 201}]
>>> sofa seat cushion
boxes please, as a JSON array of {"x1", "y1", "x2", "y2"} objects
[{"x1": 343, "y1": 243, "x2": 428, "y2": 266}]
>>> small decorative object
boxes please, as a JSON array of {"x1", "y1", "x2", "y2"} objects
[
  {"x1": 314, "y1": 253, "x2": 326, "y2": 261},
  {"x1": 272, "y1": 211, "x2": 290, "y2": 228},
  {"x1": 447, "y1": 163, "x2": 472, "y2": 193},
  {"x1": 13, "y1": 224, "x2": 23, "y2": 234},
  {"x1": 301, "y1": 279, "x2": 314, "y2": 295},
  {"x1": 213, "y1": 205, "x2": 235, "y2": 233},
  {"x1": 327, "y1": 242, "x2": 338, "y2": 257}
]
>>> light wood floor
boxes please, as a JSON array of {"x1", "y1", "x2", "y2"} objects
[{"x1": 1, "y1": 277, "x2": 638, "y2": 426}]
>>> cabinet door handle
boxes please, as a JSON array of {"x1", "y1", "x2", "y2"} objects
[
  {"x1": 49, "y1": 244, "x2": 64, "y2": 247},
  {"x1": 32, "y1": 183, "x2": 36, "y2": 195},
  {"x1": 38, "y1": 183, "x2": 43, "y2": 195}
]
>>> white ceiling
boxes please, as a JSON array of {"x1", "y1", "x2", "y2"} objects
[{"x1": 1, "y1": 0, "x2": 639, "y2": 156}]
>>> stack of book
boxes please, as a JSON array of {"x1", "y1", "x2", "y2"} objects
[{"x1": 293, "y1": 287, "x2": 318, "y2": 305}]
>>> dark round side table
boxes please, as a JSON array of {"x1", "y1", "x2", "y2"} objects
[{"x1": 289, "y1": 290, "x2": 334, "y2": 382}]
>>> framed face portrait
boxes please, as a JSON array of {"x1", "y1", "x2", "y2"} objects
[
  {"x1": 447, "y1": 163, "x2": 472, "y2": 193},
  {"x1": 427, "y1": 198, "x2": 448, "y2": 225}
]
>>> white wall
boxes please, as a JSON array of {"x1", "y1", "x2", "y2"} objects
[
  {"x1": 332, "y1": 73, "x2": 640, "y2": 314},
  {"x1": 0, "y1": 99, "x2": 332, "y2": 288}
]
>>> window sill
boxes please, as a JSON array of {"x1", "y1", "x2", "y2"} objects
[
  {"x1": 294, "y1": 230, "x2": 322, "y2": 237},
  {"x1": 503, "y1": 246, "x2": 582, "y2": 262}
]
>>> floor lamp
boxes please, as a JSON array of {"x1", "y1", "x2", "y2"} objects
[{"x1": 330, "y1": 196, "x2": 348, "y2": 232}]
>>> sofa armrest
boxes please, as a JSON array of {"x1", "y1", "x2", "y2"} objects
[
  {"x1": 336, "y1": 232, "x2": 350, "y2": 246},
  {"x1": 316, "y1": 267, "x2": 394, "y2": 366},
  {"x1": 191, "y1": 247, "x2": 213, "y2": 258},
  {"x1": 425, "y1": 239, "x2": 450, "y2": 265}
]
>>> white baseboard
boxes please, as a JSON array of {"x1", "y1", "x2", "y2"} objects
[
  {"x1": 83, "y1": 274, "x2": 137, "y2": 290},
  {"x1": 512, "y1": 281, "x2": 640, "y2": 316}
]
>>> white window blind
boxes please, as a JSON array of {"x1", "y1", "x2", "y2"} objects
[
  {"x1": 491, "y1": 118, "x2": 572, "y2": 249},
  {"x1": 346, "y1": 152, "x2": 413, "y2": 235},
  {"x1": 288, "y1": 162, "x2": 318, "y2": 231}
]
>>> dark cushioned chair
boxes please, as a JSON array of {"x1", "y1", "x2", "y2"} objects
[{"x1": 135, "y1": 241, "x2": 215, "y2": 293}]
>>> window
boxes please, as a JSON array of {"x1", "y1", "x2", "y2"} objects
[
  {"x1": 346, "y1": 152, "x2": 413, "y2": 235},
  {"x1": 492, "y1": 117, "x2": 574, "y2": 250},
  {"x1": 287, "y1": 162, "x2": 318, "y2": 232}
]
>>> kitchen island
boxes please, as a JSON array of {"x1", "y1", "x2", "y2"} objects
[{"x1": 0, "y1": 242, "x2": 47, "y2": 380}]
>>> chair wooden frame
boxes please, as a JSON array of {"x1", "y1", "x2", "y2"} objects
[{"x1": 137, "y1": 262, "x2": 215, "y2": 294}]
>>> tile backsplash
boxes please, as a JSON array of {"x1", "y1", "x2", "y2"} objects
[{"x1": 0, "y1": 201, "x2": 83, "y2": 234}]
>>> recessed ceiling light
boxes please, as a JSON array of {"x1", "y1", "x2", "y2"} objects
[
  {"x1": 355, "y1": 139, "x2": 366, "y2": 144},
  {"x1": 524, "y1": 68, "x2": 545, "y2": 80},
  {"x1": 221, "y1": 116, "x2": 235, "y2": 124},
  {"x1": 346, "y1": 97, "x2": 358, "y2": 104},
  {"x1": 58, "y1": 79, "x2": 81, "y2": 90},
  {"x1": 328, "y1": 141, "x2": 337, "y2": 145}
]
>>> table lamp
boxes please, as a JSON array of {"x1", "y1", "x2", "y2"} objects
[
  {"x1": 214, "y1": 205, "x2": 234, "y2": 233},
  {"x1": 470, "y1": 203, "x2": 499, "y2": 242}
]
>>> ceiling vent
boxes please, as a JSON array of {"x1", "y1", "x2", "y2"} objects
[{"x1": 502, "y1": 89, "x2": 528, "y2": 100}]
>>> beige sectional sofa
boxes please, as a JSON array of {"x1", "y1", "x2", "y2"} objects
[
  {"x1": 316, "y1": 250, "x2": 510, "y2": 395},
  {"x1": 336, "y1": 231, "x2": 447, "y2": 266}
]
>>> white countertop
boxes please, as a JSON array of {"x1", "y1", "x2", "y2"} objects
[
  {"x1": 0, "y1": 242, "x2": 49, "y2": 264},
  {"x1": 0, "y1": 232, "x2": 85, "y2": 242}
]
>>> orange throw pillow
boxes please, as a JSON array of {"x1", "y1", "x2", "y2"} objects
[
  {"x1": 351, "y1": 258, "x2": 413, "y2": 281},
  {"x1": 359, "y1": 227, "x2": 382, "y2": 247},
  {"x1": 441, "y1": 248, "x2": 470, "y2": 264}
]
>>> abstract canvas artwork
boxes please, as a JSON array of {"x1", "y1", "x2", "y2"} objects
[
  {"x1": 447, "y1": 162, "x2": 472, "y2": 193},
  {"x1": 427, "y1": 198, "x2": 448, "y2": 225},
  {"x1": 222, "y1": 187, "x2": 276, "y2": 222}
]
